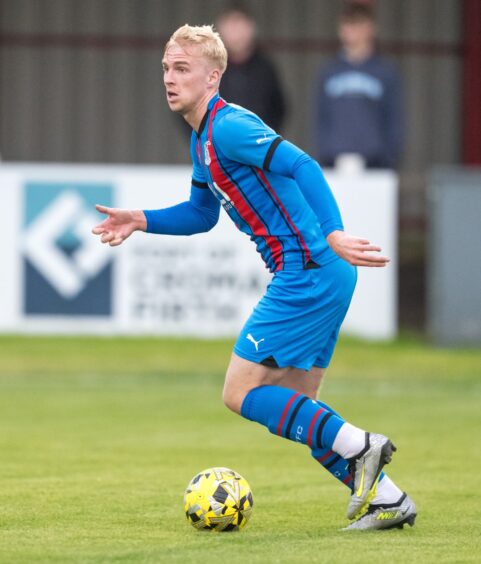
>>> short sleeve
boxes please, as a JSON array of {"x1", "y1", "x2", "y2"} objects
[
  {"x1": 189, "y1": 131, "x2": 208, "y2": 188},
  {"x1": 214, "y1": 112, "x2": 282, "y2": 170}
]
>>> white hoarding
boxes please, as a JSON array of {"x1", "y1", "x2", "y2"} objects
[
  {"x1": 329, "y1": 170, "x2": 398, "y2": 339},
  {"x1": 0, "y1": 163, "x2": 397, "y2": 339}
]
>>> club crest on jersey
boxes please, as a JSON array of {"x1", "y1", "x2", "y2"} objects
[{"x1": 204, "y1": 140, "x2": 212, "y2": 165}]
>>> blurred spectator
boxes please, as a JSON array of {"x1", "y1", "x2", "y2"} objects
[
  {"x1": 314, "y1": 2, "x2": 403, "y2": 169},
  {"x1": 216, "y1": 4, "x2": 287, "y2": 132}
]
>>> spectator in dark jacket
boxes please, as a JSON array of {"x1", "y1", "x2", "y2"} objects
[
  {"x1": 314, "y1": 2, "x2": 403, "y2": 169},
  {"x1": 217, "y1": 5, "x2": 287, "y2": 133}
]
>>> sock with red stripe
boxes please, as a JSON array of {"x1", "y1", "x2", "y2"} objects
[
  {"x1": 241, "y1": 389, "x2": 391, "y2": 494},
  {"x1": 241, "y1": 385, "x2": 355, "y2": 455},
  {"x1": 312, "y1": 399, "x2": 386, "y2": 489},
  {"x1": 311, "y1": 400, "x2": 353, "y2": 487}
]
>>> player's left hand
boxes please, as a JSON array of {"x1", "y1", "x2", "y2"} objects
[{"x1": 326, "y1": 230, "x2": 390, "y2": 267}]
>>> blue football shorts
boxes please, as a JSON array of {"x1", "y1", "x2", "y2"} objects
[{"x1": 234, "y1": 257, "x2": 357, "y2": 371}]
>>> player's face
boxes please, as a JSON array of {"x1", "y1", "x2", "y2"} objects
[{"x1": 162, "y1": 42, "x2": 216, "y2": 116}]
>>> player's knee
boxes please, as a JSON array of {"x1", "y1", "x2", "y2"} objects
[
  {"x1": 222, "y1": 379, "x2": 250, "y2": 415},
  {"x1": 222, "y1": 384, "x2": 243, "y2": 414}
]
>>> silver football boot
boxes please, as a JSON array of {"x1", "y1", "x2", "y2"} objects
[
  {"x1": 343, "y1": 493, "x2": 417, "y2": 531},
  {"x1": 347, "y1": 432, "x2": 397, "y2": 520}
]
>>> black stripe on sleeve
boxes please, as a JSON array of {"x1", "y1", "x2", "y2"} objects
[
  {"x1": 192, "y1": 178, "x2": 208, "y2": 189},
  {"x1": 262, "y1": 136, "x2": 283, "y2": 171}
]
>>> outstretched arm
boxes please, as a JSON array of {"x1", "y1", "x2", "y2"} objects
[
  {"x1": 143, "y1": 183, "x2": 220, "y2": 235},
  {"x1": 269, "y1": 141, "x2": 389, "y2": 267},
  {"x1": 92, "y1": 184, "x2": 220, "y2": 247},
  {"x1": 213, "y1": 112, "x2": 388, "y2": 267}
]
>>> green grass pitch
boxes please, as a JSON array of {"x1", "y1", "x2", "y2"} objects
[{"x1": 0, "y1": 335, "x2": 480, "y2": 563}]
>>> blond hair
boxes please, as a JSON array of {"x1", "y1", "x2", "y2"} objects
[{"x1": 165, "y1": 24, "x2": 228, "y2": 74}]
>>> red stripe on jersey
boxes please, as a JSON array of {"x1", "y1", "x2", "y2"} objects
[
  {"x1": 256, "y1": 168, "x2": 312, "y2": 266},
  {"x1": 343, "y1": 474, "x2": 353, "y2": 485},
  {"x1": 207, "y1": 100, "x2": 284, "y2": 271},
  {"x1": 276, "y1": 392, "x2": 301, "y2": 436}
]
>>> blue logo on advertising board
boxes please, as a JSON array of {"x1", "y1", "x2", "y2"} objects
[{"x1": 23, "y1": 182, "x2": 113, "y2": 316}]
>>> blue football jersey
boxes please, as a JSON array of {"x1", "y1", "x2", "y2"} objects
[{"x1": 190, "y1": 94, "x2": 337, "y2": 272}]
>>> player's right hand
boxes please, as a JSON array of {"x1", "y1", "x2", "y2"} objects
[{"x1": 92, "y1": 204, "x2": 147, "y2": 247}]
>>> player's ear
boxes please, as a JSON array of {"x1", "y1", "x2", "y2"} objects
[{"x1": 207, "y1": 68, "x2": 221, "y2": 86}]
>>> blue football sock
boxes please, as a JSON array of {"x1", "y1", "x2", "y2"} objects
[
  {"x1": 241, "y1": 389, "x2": 385, "y2": 491},
  {"x1": 311, "y1": 399, "x2": 385, "y2": 489},
  {"x1": 310, "y1": 399, "x2": 353, "y2": 488},
  {"x1": 241, "y1": 386, "x2": 346, "y2": 451}
]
